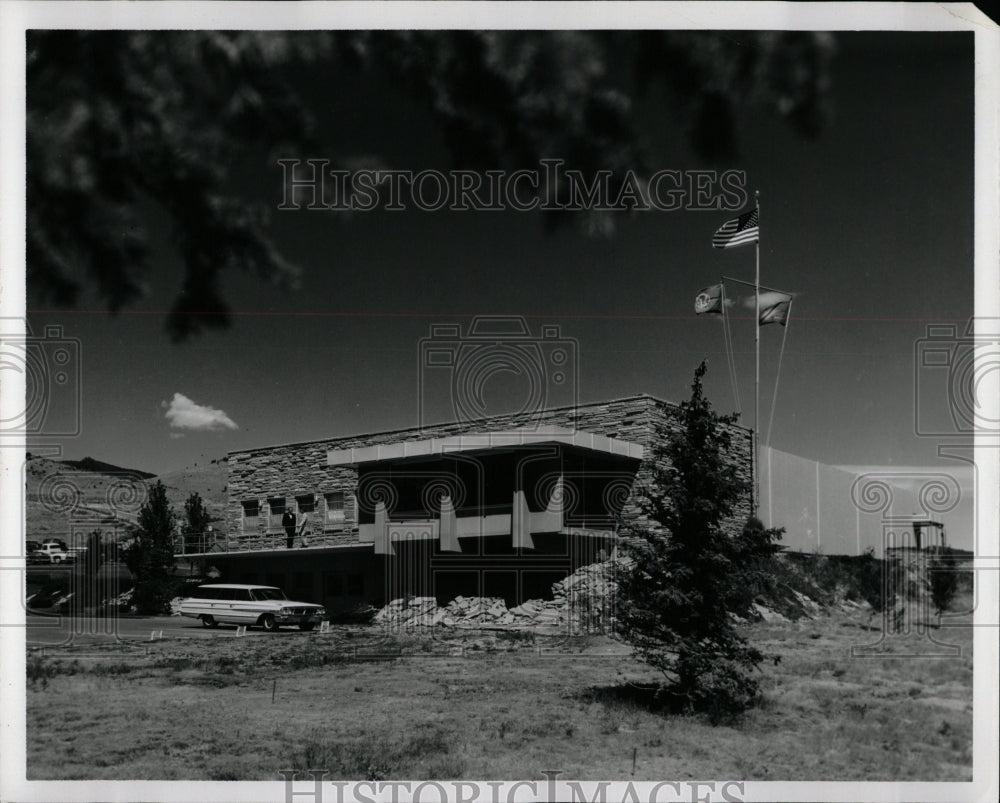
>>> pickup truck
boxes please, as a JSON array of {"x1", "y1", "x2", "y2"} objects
[{"x1": 37, "y1": 541, "x2": 72, "y2": 564}]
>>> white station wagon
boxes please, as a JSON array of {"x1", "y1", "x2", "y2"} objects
[{"x1": 179, "y1": 584, "x2": 326, "y2": 632}]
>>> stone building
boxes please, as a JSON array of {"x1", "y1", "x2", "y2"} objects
[{"x1": 185, "y1": 395, "x2": 753, "y2": 613}]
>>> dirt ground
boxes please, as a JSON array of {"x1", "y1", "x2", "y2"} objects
[{"x1": 26, "y1": 598, "x2": 974, "y2": 781}]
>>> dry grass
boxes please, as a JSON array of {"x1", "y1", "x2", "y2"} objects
[{"x1": 27, "y1": 598, "x2": 973, "y2": 781}]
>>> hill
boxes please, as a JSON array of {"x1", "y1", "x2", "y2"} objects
[
  {"x1": 51, "y1": 456, "x2": 155, "y2": 479},
  {"x1": 155, "y1": 458, "x2": 228, "y2": 523},
  {"x1": 24, "y1": 455, "x2": 228, "y2": 544}
]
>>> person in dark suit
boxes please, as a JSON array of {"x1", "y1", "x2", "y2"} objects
[{"x1": 281, "y1": 508, "x2": 296, "y2": 549}]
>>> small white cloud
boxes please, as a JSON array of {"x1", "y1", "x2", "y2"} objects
[
  {"x1": 164, "y1": 393, "x2": 238, "y2": 432},
  {"x1": 742, "y1": 290, "x2": 792, "y2": 309}
]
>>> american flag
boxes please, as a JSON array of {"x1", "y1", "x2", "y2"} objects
[{"x1": 712, "y1": 209, "x2": 759, "y2": 249}]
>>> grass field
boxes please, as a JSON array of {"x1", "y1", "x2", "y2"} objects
[{"x1": 26, "y1": 599, "x2": 974, "y2": 781}]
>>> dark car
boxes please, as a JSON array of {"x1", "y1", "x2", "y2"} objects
[{"x1": 26, "y1": 541, "x2": 48, "y2": 564}]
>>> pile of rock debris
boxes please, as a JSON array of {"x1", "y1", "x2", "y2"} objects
[{"x1": 373, "y1": 558, "x2": 625, "y2": 631}]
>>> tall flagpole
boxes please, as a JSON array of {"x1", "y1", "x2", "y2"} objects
[{"x1": 754, "y1": 190, "x2": 761, "y2": 517}]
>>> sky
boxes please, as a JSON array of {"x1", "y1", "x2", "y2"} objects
[{"x1": 23, "y1": 31, "x2": 977, "y2": 543}]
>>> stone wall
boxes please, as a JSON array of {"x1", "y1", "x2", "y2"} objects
[{"x1": 226, "y1": 395, "x2": 753, "y2": 548}]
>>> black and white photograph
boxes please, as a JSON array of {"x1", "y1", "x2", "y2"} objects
[{"x1": 1, "y1": 3, "x2": 998, "y2": 802}]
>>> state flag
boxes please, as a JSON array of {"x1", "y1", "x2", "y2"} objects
[
  {"x1": 694, "y1": 284, "x2": 723, "y2": 315},
  {"x1": 759, "y1": 294, "x2": 792, "y2": 326}
]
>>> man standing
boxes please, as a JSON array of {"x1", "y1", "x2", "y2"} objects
[{"x1": 281, "y1": 507, "x2": 296, "y2": 549}]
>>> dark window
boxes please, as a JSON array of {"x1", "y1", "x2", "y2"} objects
[
  {"x1": 251, "y1": 588, "x2": 287, "y2": 602},
  {"x1": 296, "y1": 494, "x2": 315, "y2": 514},
  {"x1": 269, "y1": 498, "x2": 285, "y2": 528}
]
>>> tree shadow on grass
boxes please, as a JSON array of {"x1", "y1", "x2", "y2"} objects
[
  {"x1": 580, "y1": 682, "x2": 752, "y2": 726},
  {"x1": 579, "y1": 682, "x2": 673, "y2": 713}
]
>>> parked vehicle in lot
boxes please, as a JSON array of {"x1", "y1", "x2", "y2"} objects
[
  {"x1": 179, "y1": 584, "x2": 326, "y2": 632},
  {"x1": 38, "y1": 540, "x2": 72, "y2": 563},
  {"x1": 26, "y1": 541, "x2": 48, "y2": 564}
]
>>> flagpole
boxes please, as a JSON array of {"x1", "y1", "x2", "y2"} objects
[{"x1": 754, "y1": 190, "x2": 761, "y2": 517}]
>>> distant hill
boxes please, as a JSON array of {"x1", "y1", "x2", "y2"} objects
[
  {"x1": 24, "y1": 455, "x2": 229, "y2": 544},
  {"x1": 156, "y1": 458, "x2": 228, "y2": 523},
  {"x1": 55, "y1": 456, "x2": 156, "y2": 479}
]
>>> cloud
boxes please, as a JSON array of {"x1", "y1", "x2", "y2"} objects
[
  {"x1": 834, "y1": 464, "x2": 975, "y2": 492},
  {"x1": 742, "y1": 290, "x2": 793, "y2": 309},
  {"x1": 163, "y1": 393, "x2": 238, "y2": 432}
]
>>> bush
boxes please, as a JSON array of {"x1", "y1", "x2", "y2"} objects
[
  {"x1": 929, "y1": 551, "x2": 961, "y2": 616},
  {"x1": 327, "y1": 603, "x2": 378, "y2": 625},
  {"x1": 26, "y1": 653, "x2": 56, "y2": 689}
]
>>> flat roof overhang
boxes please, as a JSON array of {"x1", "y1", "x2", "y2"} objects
[
  {"x1": 176, "y1": 543, "x2": 375, "y2": 559},
  {"x1": 327, "y1": 427, "x2": 644, "y2": 467}
]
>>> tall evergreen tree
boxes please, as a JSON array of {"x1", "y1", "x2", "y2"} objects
[
  {"x1": 124, "y1": 481, "x2": 177, "y2": 614},
  {"x1": 616, "y1": 362, "x2": 783, "y2": 718},
  {"x1": 182, "y1": 492, "x2": 213, "y2": 554}
]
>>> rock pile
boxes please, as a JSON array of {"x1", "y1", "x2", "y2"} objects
[{"x1": 372, "y1": 557, "x2": 626, "y2": 631}]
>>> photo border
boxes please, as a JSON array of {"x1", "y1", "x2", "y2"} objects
[{"x1": 1, "y1": 3, "x2": 997, "y2": 802}]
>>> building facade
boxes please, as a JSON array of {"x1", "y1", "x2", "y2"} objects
[{"x1": 187, "y1": 395, "x2": 753, "y2": 613}]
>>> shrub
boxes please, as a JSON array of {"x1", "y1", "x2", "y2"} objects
[
  {"x1": 929, "y1": 551, "x2": 961, "y2": 616},
  {"x1": 327, "y1": 603, "x2": 378, "y2": 625},
  {"x1": 26, "y1": 653, "x2": 56, "y2": 689}
]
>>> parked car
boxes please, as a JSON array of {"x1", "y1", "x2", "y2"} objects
[
  {"x1": 179, "y1": 584, "x2": 326, "y2": 632},
  {"x1": 38, "y1": 540, "x2": 71, "y2": 564},
  {"x1": 26, "y1": 541, "x2": 47, "y2": 564}
]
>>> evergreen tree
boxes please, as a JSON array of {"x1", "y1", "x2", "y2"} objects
[
  {"x1": 182, "y1": 492, "x2": 213, "y2": 554},
  {"x1": 124, "y1": 481, "x2": 177, "y2": 614},
  {"x1": 616, "y1": 362, "x2": 783, "y2": 719}
]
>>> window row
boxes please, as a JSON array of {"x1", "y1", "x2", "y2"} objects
[{"x1": 241, "y1": 491, "x2": 349, "y2": 531}]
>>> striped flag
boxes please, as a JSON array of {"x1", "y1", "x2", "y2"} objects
[
  {"x1": 712, "y1": 209, "x2": 759, "y2": 249},
  {"x1": 694, "y1": 284, "x2": 723, "y2": 315}
]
